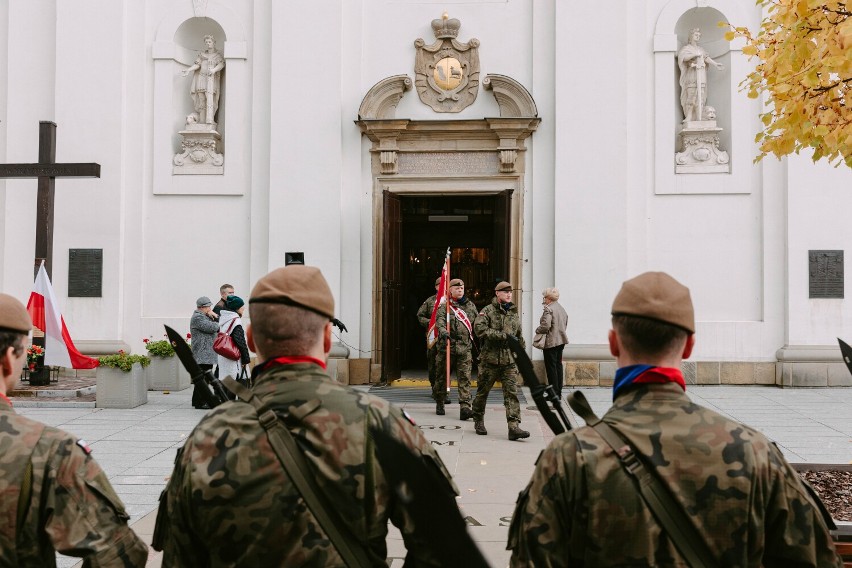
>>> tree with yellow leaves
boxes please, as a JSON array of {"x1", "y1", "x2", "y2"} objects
[{"x1": 726, "y1": 1, "x2": 851, "y2": 167}]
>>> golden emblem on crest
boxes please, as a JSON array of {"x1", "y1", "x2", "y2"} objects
[{"x1": 414, "y1": 14, "x2": 480, "y2": 113}]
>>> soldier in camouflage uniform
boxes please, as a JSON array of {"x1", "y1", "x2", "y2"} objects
[
  {"x1": 0, "y1": 293, "x2": 148, "y2": 567},
  {"x1": 416, "y1": 278, "x2": 441, "y2": 397},
  {"x1": 157, "y1": 266, "x2": 458, "y2": 566},
  {"x1": 508, "y1": 272, "x2": 843, "y2": 567},
  {"x1": 472, "y1": 281, "x2": 529, "y2": 441},
  {"x1": 433, "y1": 279, "x2": 478, "y2": 419}
]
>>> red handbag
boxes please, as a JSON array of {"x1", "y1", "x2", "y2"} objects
[{"x1": 213, "y1": 319, "x2": 240, "y2": 360}]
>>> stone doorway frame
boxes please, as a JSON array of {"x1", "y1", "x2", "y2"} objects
[{"x1": 357, "y1": 74, "x2": 540, "y2": 379}]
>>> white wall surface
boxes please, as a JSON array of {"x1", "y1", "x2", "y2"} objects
[
  {"x1": 2, "y1": 0, "x2": 56, "y2": 304},
  {"x1": 787, "y1": 154, "x2": 852, "y2": 345},
  {"x1": 1, "y1": 0, "x2": 849, "y2": 363}
]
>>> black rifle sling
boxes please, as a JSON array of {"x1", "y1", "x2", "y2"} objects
[
  {"x1": 222, "y1": 377, "x2": 372, "y2": 568},
  {"x1": 568, "y1": 391, "x2": 717, "y2": 568}
]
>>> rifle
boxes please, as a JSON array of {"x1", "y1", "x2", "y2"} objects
[
  {"x1": 839, "y1": 338, "x2": 852, "y2": 379},
  {"x1": 370, "y1": 427, "x2": 489, "y2": 568},
  {"x1": 505, "y1": 335, "x2": 573, "y2": 435},
  {"x1": 165, "y1": 325, "x2": 230, "y2": 407}
]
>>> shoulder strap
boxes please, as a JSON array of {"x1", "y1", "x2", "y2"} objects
[
  {"x1": 222, "y1": 377, "x2": 372, "y2": 567},
  {"x1": 568, "y1": 391, "x2": 718, "y2": 568}
]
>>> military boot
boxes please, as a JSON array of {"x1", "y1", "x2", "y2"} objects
[
  {"x1": 508, "y1": 425, "x2": 530, "y2": 441},
  {"x1": 459, "y1": 407, "x2": 473, "y2": 421},
  {"x1": 474, "y1": 419, "x2": 487, "y2": 435},
  {"x1": 436, "y1": 400, "x2": 445, "y2": 415}
]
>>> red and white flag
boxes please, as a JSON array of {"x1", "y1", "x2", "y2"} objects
[
  {"x1": 26, "y1": 263, "x2": 99, "y2": 369},
  {"x1": 426, "y1": 248, "x2": 451, "y2": 349}
]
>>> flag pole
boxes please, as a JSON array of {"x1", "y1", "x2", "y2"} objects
[{"x1": 445, "y1": 247, "x2": 451, "y2": 396}]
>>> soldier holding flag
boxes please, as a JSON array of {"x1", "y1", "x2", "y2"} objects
[
  {"x1": 434, "y1": 278, "x2": 478, "y2": 418},
  {"x1": 416, "y1": 277, "x2": 442, "y2": 395},
  {"x1": 419, "y1": 248, "x2": 454, "y2": 405}
]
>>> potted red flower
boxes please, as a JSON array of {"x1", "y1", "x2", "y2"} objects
[{"x1": 25, "y1": 344, "x2": 50, "y2": 386}]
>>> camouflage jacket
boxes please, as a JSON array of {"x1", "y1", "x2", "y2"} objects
[
  {"x1": 435, "y1": 298, "x2": 479, "y2": 353},
  {"x1": 416, "y1": 294, "x2": 437, "y2": 329},
  {"x1": 474, "y1": 297, "x2": 524, "y2": 366},
  {"x1": 508, "y1": 383, "x2": 843, "y2": 567},
  {"x1": 0, "y1": 399, "x2": 148, "y2": 567},
  {"x1": 158, "y1": 362, "x2": 458, "y2": 567}
]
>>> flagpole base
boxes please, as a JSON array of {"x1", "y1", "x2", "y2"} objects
[{"x1": 27, "y1": 366, "x2": 52, "y2": 386}]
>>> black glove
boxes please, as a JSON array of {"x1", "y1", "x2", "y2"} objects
[
  {"x1": 332, "y1": 318, "x2": 348, "y2": 333},
  {"x1": 439, "y1": 330, "x2": 450, "y2": 342}
]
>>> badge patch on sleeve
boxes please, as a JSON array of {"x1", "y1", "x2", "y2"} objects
[{"x1": 76, "y1": 439, "x2": 93, "y2": 455}]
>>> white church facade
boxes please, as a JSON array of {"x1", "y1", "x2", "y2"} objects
[{"x1": 1, "y1": 0, "x2": 850, "y2": 387}]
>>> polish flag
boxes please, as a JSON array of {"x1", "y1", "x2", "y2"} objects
[
  {"x1": 26, "y1": 263, "x2": 99, "y2": 369},
  {"x1": 426, "y1": 248, "x2": 451, "y2": 349}
]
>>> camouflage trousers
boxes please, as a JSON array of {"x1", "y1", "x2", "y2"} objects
[
  {"x1": 472, "y1": 363, "x2": 521, "y2": 426},
  {"x1": 426, "y1": 346, "x2": 437, "y2": 389},
  {"x1": 434, "y1": 348, "x2": 473, "y2": 407}
]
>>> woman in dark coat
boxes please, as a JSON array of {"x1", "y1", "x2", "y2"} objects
[
  {"x1": 216, "y1": 295, "x2": 251, "y2": 384},
  {"x1": 535, "y1": 287, "x2": 569, "y2": 398}
]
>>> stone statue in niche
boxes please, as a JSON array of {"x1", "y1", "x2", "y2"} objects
[
  {"x1": 181, "y1": 35, "x2": 225, "y2": 125},
  {"x1": 675, "y1": 28, "x2": 730, "y2": 174},
  {"x1": 414, "y1": 13, "x2": 480, "y2": 113},
  {"x1": 678, "y1": 28, "x2": 723, "y2": 123},
  {"x1": 173, "y1": 34, "x2": 224, "y2": 175}
]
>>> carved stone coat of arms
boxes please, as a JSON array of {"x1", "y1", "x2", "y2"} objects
[{"x1": 414, "y1": 14, "x2": 480, "y2": 113}]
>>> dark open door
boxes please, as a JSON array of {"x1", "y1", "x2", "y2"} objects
[
  {"x1": 491, "y1": 189, "x2": 512, "y2": 283},
  {"x1": 382, "y1": 190, "x2": 402, "y2": 381}
]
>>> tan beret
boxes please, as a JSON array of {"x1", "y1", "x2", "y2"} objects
[
  {"x1": 449, "y1": 278, "x2": 464, "y2": 287},
  {"x1": 611, "y1": 272, "x2": 694, "y2": 333},
  {"x1": 0, "y1": 293, "x2": 32, "y2": 334},
  {"x1": 495, "y1": 281, "x2": 512, "y2": 292},
  {"x1": 249, "y1": 266, "x2": 335, "y2": 320}
]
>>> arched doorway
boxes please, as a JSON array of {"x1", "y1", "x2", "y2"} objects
[{"x1": 358, "y1": 74, "x2": 539, "y2": 381}]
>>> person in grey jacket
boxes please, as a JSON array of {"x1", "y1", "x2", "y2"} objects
[
  {"x1": 535, "y1": 287, "x2": 569, "y2": 398},
  {"x1": 190, "y1": 296, "x2": 219, "y2": 409}
]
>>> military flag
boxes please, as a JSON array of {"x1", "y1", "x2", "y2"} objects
[{"x1": 426, "y1": 248, "x2": 451, "y2": 349}]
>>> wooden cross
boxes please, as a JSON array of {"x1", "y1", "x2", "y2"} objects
[{"x1": 0, "y1": 121, "x2": 100, "y2": 280}]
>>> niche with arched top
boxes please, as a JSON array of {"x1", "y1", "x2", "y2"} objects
[
  {"x1": 653, "y1": 0, "x2": 756, "y2": 194},
  {"x1": 674, "y1": 8, "x2": 732, "y2": 157},
  {"x1": 173, "y1": 19, "x2": 227, "y2": 156},
  {"x1": 150, "y1": 0, "x2": 248, "y2": 194}
]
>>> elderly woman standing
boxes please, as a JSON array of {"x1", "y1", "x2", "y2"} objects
[
  {"x1": 190, "y1": 296, "x2": 219, "y2": 409},
  {"x1": 535, "y1": 288, "x2": 569, "y2": 398}
]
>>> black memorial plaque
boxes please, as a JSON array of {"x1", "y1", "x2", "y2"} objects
[
  {"x1": 68, "y1": 249, "x2": 103, "y2": 297},
  {"x1": 809, "y1": 250, "x2": 844, "y2": 299}
]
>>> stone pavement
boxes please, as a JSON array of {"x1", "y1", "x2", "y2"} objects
[{"x1": 14, "y1": 383, "x2": 850, "y2": 567}]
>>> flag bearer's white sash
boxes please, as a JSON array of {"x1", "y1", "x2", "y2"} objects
[{"x1": 449, "y1": 303, "x2": 474, "y2": 343}]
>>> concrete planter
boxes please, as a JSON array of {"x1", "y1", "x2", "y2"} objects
[
  {"x1": 146, "y1": 356, "x2": 190, "y2": 391},
  {"x1": 96, "y1": 363, "x2": 148, "y2": 408}
]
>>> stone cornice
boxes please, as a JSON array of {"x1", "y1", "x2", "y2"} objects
[
  {"x1": 356, "y1": 118, "x2": 539, "y2": 144},
  {"x1": 356, "y1": 117, "x2": 539, "y2": 174}
]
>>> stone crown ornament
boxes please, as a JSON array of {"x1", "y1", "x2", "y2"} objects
[
  {"x1": 431, "y1": 14, "x2": 461, "y2": 39},
  {"x1": 414, "y1": 14, "x2": 480, "y2": 113}
]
